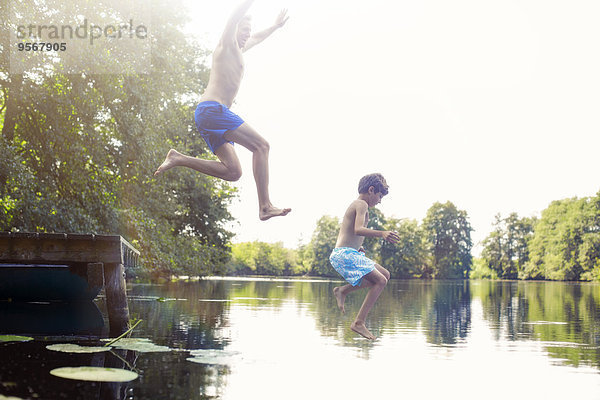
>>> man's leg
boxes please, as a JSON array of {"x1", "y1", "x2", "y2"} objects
[
  {"x1": 224, "y1": 122, "x2": 291, "y2": 220},
  {"x1": 154, "y1": 145, "x2": 242, "y2": 181},
  {"x1": 351, "y1": 266, "x2": 388, "y2": 340}
]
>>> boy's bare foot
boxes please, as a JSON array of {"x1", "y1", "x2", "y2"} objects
[
  {"x1": 259, "y1": 205, "x2": 291, "y2": 221},
  {"x1": 333, "y1": 286, "x2": 346, "y2": 314},
  {"x1": 154, "y1": 149, "x2": 181, "y2": 176},
  {"x1": 351, "y1": 321, "x2": 376, "y2": 340}
]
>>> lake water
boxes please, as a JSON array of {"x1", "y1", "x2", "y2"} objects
[{"x1": 1, "y1": 278, "x2": 600, "y2": 399}]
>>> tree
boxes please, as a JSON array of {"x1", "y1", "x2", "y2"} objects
[
  {"x1": 578, "y1": 191, "x2": 600, "y2": 280},
  {"x1": 380, "y1": 217, "x2": 429, "y2": 278},
  {"x1": 423, "y1": 202, "x2": 473, "y2": 279},
  {"x1": 305, "y1": 215, "x2": 340, "y2": 277},
  {"x1": 362, "y1": 206, "x2": 385, "y2": 260},
  {"x1": 229, "y1": 241, "x2": 306, "y2": 276},
  {"x1": 0, "y1": 0, "x2": 236, "y2": 279},
  {"x1": 230, "y1": 242, "x2": 260, "y2": 274},
  {"x1": 482, "y1": 213, "x2": 535, "y2": 279},
  {"x1": 523, "y1": 194, "x2": 600, "y2": 281},
  {"x1": 481, "y1": 215, "x2": 504, "y2": 277}
]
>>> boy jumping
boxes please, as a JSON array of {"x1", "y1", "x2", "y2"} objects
[
  {"x1": 154, "y1": 0, "x2": 291, "y2": 221},
  {"x1": 330, "y1": 173, "x2": 399, "y2": 340}
]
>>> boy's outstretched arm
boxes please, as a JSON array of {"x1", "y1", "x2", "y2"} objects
[
  {"x1": 242, "y1": 9, "x2": 289, "y2": 52},
  {"x1": 353, "y1": 201, "x2": 400, "y2": 243}
]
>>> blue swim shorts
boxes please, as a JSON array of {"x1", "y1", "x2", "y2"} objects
[
  {"x1": 194, "y1": 101, "x2": 245, "y2": 154},
  {"x1": 329, "y1": 247, "x2": 376, "y2": 287}
]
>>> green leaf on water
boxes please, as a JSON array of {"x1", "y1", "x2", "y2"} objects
[
  {"x1": 0, "y1": 335, "x2": 33, "y2": 343},
  {"x1": 50, "y1": 366, "x2": 138, "y2": 382},
  {"x1": 0, "y1": 394, "x2": 26, "y2": 400},
  {"x1": 46, "y1": 344, "x2": 112, "y2": 353},
  {"x1": 101, "y1": 338, "x2": 170, "y2": 353},
  {"x1": 187, "y1": 349, "x2": 240, "y2": 365},
  {"x1": 198, "y1": 299, "x2": 232, "y2": 302}
]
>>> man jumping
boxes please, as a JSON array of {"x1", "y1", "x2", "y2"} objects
[{"x1": 155, "y1": 0, "x2": 291, "y2": 221}]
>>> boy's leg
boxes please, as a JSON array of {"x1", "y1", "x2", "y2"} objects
[
  {"x1": 333, "y1": 283, "x2": 364, "y2": 314},
  {"x1": 154, "y1": 145, "x2": 242, "y2": 181},
  {"x1": 374, "y1": 264, "x2": 390, "y2": 280},
  {"x1": 333, "y1": 264, "x2": 390, "y2": 314},
  {"x1": 224, "y1": 122, "x2": 291, "y2": 220},
  {"x1": 351, "y1": 266, "x2": 388, "y2": 340}
]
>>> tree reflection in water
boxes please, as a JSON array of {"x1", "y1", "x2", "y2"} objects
[{"x1": 1, "y1": 278, "x2": 598, "y2": 399}]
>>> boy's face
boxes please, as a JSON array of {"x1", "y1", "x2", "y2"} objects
[{"x1": 366, "y1": 186, "x2": 385, "y2": 207}]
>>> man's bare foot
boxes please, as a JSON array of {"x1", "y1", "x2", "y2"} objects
[
  {"x1": 333, "y1": 286, "x2": 346, "y2": 314},
  {"x1": 154, "y1": 149, "x2": 182, "y2": 176},
  {"x1": 259, "y1": 205, "x2": 291, "y2": 221},
  {"x1": 351, "y1": 321, "x2": 376, "y2": 340}
]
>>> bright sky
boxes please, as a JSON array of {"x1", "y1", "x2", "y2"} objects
[{"x1": 182, "y1": 0, "x2": 600, "y2": 254}]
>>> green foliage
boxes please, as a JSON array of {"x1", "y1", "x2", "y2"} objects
[
  {"x1": 482, "y1": 213, "x2": 535, "y2": 279},
  {"x1": 362, "y1": 207, "x2": 385, "y2": 258},
  {"x1": 469, "y1": 258, "x2": 499, "y2": 280},
  {"x1": 523, "y1": 193, "x2": 600, "y2": 281},
  {"x1": 380, "y1": 217, "x2": 429, "y2": 278},
  {"x1": 0, "y1": 0, "x2": 235, "y2": 279},
  {"x1": 228, "y1": 241, "x2": 307, "y2": 276},
  {"x1": 305, "y1": 215, "x2": 340, "y2": 277},
  {"x1": 423, "y1": 202, "x2": 473, "y2": 279}
]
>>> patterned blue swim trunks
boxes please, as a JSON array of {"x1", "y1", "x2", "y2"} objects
[
  {"x1": 329, "y1": 247, "x2": 376, "y2": 287},
  {"x1": 194, "y1": 101, "x2": 245, "y2": 154}
]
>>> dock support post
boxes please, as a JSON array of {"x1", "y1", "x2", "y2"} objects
[
  {"x1": 87, "y1": 262, "x2": 105, "y2": 294},
  {"x1": 104, "y1": 263, "x2": 130, "y2": 336}
]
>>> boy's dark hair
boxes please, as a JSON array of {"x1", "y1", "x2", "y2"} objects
[{"x1": 358, "y1": 173, "x2": 389, "y2": 196}]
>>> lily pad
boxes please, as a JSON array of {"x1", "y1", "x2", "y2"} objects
[
  {"x1": 187, "y1": 349, "x2": 240, "y2": 365},
  {"x1": 127, "y1": 295, "x2": 160, "y2": 301},
  {"x1": 101, "y1": 338, "x2": 170, "y2": 353},
  {"x1": 0, "y1": 395, "x2": 26, "y2": 400},
  {"x1": 232, "y1": 297, "x2": 271, "y2": 301},
  {"x1": 0, "y1": 335, "x2": 33, "y2": 343},
  {"x1": 46, "y1": 343, "x2": 112, "y2": 353},
  {"x1": 198, "y1": 299, "x2": 232, "y2": 302},
  {"x1": 50, "y1": 367, "x2": 138, "y2": 382}
]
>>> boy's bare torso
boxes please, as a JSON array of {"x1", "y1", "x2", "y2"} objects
[
  {"x1": 335, "y1": 200, "x2": 369, "y2": 250},
  {"x1": 201, "y1": 44, "x2": 245, "y2": 108}
]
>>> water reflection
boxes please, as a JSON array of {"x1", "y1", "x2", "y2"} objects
[
  {"x1": 1, "y1": 279, "x2": 599, "y2": 400},
  {"x1": 474, "y1": 280, "x2": 600, "y2": 369},
  {"x1": 128, "y1": 278, "x2": 600, "y2": 368},
  {"x1": 427, "y1": 281, "x2": 471, "y2": 345},
  {"x1": 0, "y1": 301, "x2": 104, "y2": 336}
]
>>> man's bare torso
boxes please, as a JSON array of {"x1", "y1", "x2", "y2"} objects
[
  {"x1": 201, "y1": 43, "x2": 244, "y2": 108},
  {"x1": 335, "y1": 200, "x2": 369, "y2": 250}
]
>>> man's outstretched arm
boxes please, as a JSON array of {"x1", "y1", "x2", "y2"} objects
[
  {"x1": 221, "y1": 0, "x2": 255, "y2": 44},
  {"x1": 242, "y1": 9, "x2": 289, "y2": 52}
]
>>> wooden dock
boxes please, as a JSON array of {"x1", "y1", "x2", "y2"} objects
[{"x1": 0, "y1": 232, "x2": 140, "y2": 335}]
